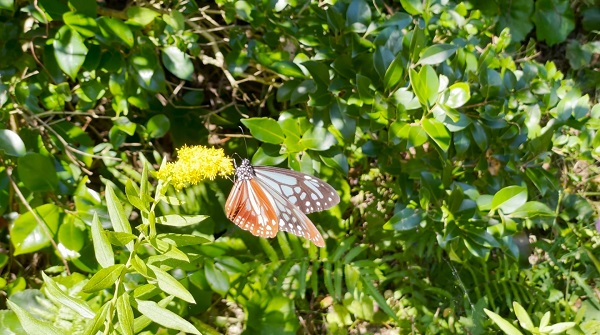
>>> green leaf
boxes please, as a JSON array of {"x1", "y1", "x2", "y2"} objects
[
  {"x1": 97, "y1": 17, "x2": 134, "y2": 48},
  {"x1": 383, "y1": 55, "x2": 405, "y2": 90},
  {"x1": 83, "y1": 301, "x2": 110, "y2": 335},
  {"x1": 444, "y1": 82, "x2": 471, "y2": 108},
  {"x1": 18, "y1": 153, "x2": 58, "y2": 192},
  {"x1": 0, "y1": 0, "x2": 14, "y2": 10},
  {"x1": 69, "y1": 0, "x2": 96, "y2": 16},
  {"x1": 241, "y1": 118, "x2": 285, "y2": 144},
  {"x1": 132, "y1": 296, "x2": 173, "y2": 333},
  {"x1": 91, "y1": 212, "x2": 114, "y2": 268},
  {"x1": 125, "y1": 179, "x2": 147, "y2": 212},
  {"x1": 146, "y1": 114, "x2": 170, "y2": 138},
  {"x1": 155, "y1": 214, "x2": 208, "y2": 227},
  {"x1": 53, "y1": 26, "x2": 88, "y2": 80},
  {"x1": 10, "y1": 204, "x2": 61, "y2": 255},
  {"x1": 57, "y1": 217, "x2": 85, "y2": 253},
  {"x1": 302, "y1": 60, "x2": 330, "y2": 87},
  {"x1": 41, "y1": 272, "x2": 95, "y2": 319},
  {"x1": 291, "y1": 79, "x2": 316, "y2": 104},
  {"x1": 410, "y1": 66, "x2": 438, "y2": 107},
  {"x1": 205, "y1": 259, "x2": 229, "y2": 296},
  {"x1": 491, "y1": 186, "x2": 527, "y2": 214},
  {"x1": 400, "y1": 0, "x2": 423, "y2": 15},
  {"x1": 361, "y1": 276, "x2": 400, "y2": 323},
  {"x1": 147, "y1": 264, "x2": 195, "y2": 304},
  {"x1": 63, "y1": 12, "x2": 97, "y2": 38},
  {"x1": 346, "y1": 0, "x2": 371, "y2": 32},
  {"x1": 513, "y1": 301, "x2": 535, "y2": 330},
  {"x1": 510, "y1": 201, "x2": 555, "y2": 218},
  {"x1": 83, "y1": 264, "x2": 125, "y2": 293},
  {"x1": 300, "y1": 126, "x2": 336, "y2": 151},
  {"x1": 117, "y1": 293, "x2": 134, "y2": 335},
  {"x1": 543, "y1": 322, "x2": 576, "y2": 333},
  {"x1": 498, "y1": 0, "x2": 533, "y2": 42},
  {"x1": 471, "y1": 121, "x2": 488, "y2": 150},
  {"x1": 126, "y1": 6, "x2": 159, "y2": 26},
  {"x1": 356, "y1": 74, "x2": 374, "y2": 104},
  {"x1": 130, "y1": 51, "x2": 166, "y2": 92},
  {"x1": 7, "y1": 300, "x2": 63, "y2": 335},
  {"x1": 271, "y1": 61, "x2": 305, "y2": 78},
  {"x1": 422, "y1": 118, "x2": 450, "y2": 152},
  {"x1": 105, "y1": 184, "x2": 133, "y2": 241},
  {"x1": 484, "y1": 308, "x2": 524, "y2": 335},
  {"x1": 251, "y1": 144, "x2": 287, "y2": 166},
  {"x1": 383, "y1": 208, "x2": 423, "y2": 231},
  {"x1": 532, "y1": 0, "x2": 575, "y2": 46},
  {"x1": 407, "y1": 125, "x2": 428, "y2": 148},
  {"x1": 135, "y1": 299, "x2": 200, "y2": 334},
  {"x1": 163, "y1": 11, "x2": 185, "y2": 31},
  {"x1": 157, "y1": 233, "x2": 211, "y2": 246},
  {"x1": 162, "y1": 46, "x2": 194, "y2": 80},
  {"x1": 0, "y1": 129, "x2": 26, "y2": 157},
  {"x1": 418, "y1": 44, "x2": 458, "y2": 65}
]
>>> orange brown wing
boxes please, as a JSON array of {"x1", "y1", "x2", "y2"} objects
[{"x1": 225, "y1": 179, "x2": 279, "y2": 238}]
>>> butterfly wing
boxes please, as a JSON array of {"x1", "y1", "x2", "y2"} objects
[
  {"x1": 254, "y1": 176, "x2": 325, "y2": 247},
  {"x1": 253, "y1": 166, "x2": 340, "y2": 213},
  {"x1": 225, "y1": 178, "x2": 279, "y2": 238}
]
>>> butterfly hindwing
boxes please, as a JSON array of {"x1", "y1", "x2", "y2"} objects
[
  {"x1": 254, "y1": 177, "x2": 325, "y2": 247},
  {"x1": 253, "y1": 166, "x2": 340, "y2": 214}
]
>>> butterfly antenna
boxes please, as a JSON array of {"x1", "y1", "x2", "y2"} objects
[{"x1": 238, "y1": 126, "x2": 249, "y2": 157}]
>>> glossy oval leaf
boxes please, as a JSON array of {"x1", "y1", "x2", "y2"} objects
[
  {"x1": 444, "y1": 82, "x2": 471, "y2": 108},
  {"x1": 57, "y1": 218, "x2": 85, "y2": 252},
  {"x1": 300, "y1": 126, "x2": 336, "y2": 151},
  {"x1": 407, "y1": 125, "x2": 428, "y2": 148},
  {"x1": 509, "y1": 201, "x2": 555, "y2": 218},
  {"x1": 383, "y1": 208, "x2": 424, "y2": 231},
  {"x1": 53, "y1": 26, "x2": 88, "y2": 80},
  {"x1": 63, "y1": 12, "x2": 97, "y2": 38},
  {"x1": 241, "y1": 118, "x2": 285, "y2": 144},
  {"x1": 205, "y1": 260, "x2": 229, "y2": 296},
  {"x1": 10, "y1": 203, "x2": 61, "y2": 255},
  {"x1": 97, "y1": 17, "x2": 134, "y2": 48},
  {"x1": 422, "y1": 118, "x2": 450, "y2": 152},
  {"x1": 0, "y1": 129, "x2": 26, "y2": 157},
  {"x1": 491, "y1": 186, "x2": 527, "y2": 214},
  {"x1": 271, "y1": 61, "x2": 305, "y2": 78},
  {"x1": 146, "y1": 114, "x2": 170, "y2": 138},
  {"x1": 126, "y1": 6, "x2": 159, "y2": 26},
  {"x1": 418, "y1": 44, "x2": 458, "y2": 65},
  {"x1": 162, "y1": 46, "x2": 194, "y2": 81}
]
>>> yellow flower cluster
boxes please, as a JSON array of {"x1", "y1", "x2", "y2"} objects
[{"x1": 157, "y1": 145, "x2": 234, "y2": 190}]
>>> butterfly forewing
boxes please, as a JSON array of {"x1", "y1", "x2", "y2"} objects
[
  {"x1": 225, "y1": 174, "x2": 279, "y2": 238},
  {"x1": 253, "y1": 166, "x2": 340, "y2": 213},
  {"x1": 226, "y1": 158, "x2": 339, "y2": 247}
]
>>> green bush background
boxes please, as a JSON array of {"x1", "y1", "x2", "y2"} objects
[{"x1": 1, "y1": 0, "x2": 599, "y2": 333}]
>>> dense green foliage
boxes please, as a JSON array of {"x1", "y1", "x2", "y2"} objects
[{"x1": 1, "y1": 0, "x2": 599, "y2": 333}]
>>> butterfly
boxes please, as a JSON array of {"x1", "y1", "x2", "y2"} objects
[{"x1": 225, "y1": 158, "x2": 340, "y2": 247}]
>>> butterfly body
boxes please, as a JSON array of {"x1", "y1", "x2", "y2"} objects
[{"x1": 225, "y1": 159, "x2": 340, "y2": 247}]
